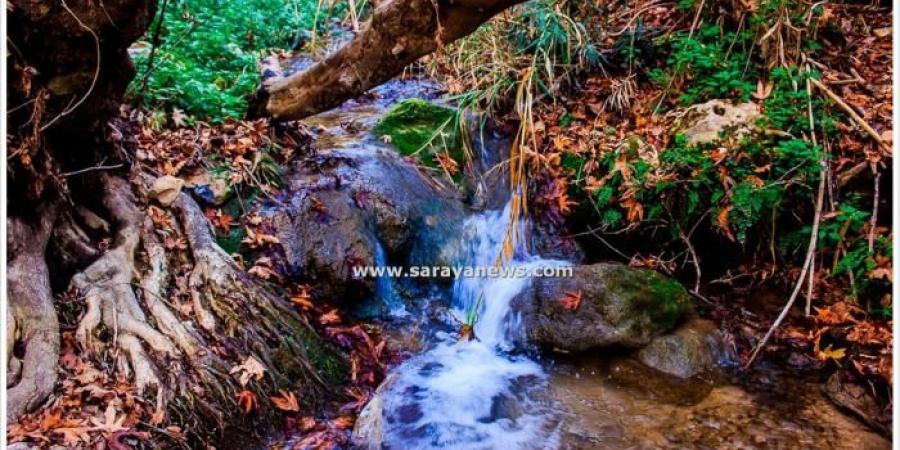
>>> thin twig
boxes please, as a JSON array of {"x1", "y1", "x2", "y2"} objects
[
  {"x1": 809, "y1": 77, "x2": 889, "y2": 151},
  {"x1": 62, "y1": 163, "x2": 124, "y2": 177},
  {"x1": 745, "y1": 163, "x2": 826, "y2": 368},
  {"x1": 680, "y1": 228, "x2": 702, "y2": 293},
  {"x1": 804, "y1": 65, "x2": 818, "y2": 315},
  {"x1": 868, "y1": 169, "x2": 881, "y2": 252},
  {"x1": 136, "y1": 0, "x2": 170, "y2": 97},
  {"x1": 40, "y1": 0, "x2": 101, "y2": 132}
]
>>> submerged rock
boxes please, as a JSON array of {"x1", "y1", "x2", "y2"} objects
[
  {"x1": 514, "y1": 263, "x2": 693, "y2": 351},
  {"x1": 636, "y1": 318, "x2": 724, "y2": 378},
  {"x1": 824, "y1": 372, "x2": 891, "y2": 436}
]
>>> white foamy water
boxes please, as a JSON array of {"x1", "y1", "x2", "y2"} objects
[
  {"x1": 374, "y1": 240, "x2": 410, "y2": 317},
  {"x1": 367, "y1": 200, "x2": 568, "y2": 449}
]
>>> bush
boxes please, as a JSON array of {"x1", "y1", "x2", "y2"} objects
[{"x1": 128, "y1": 0, "x2": 318, "y2": 121}]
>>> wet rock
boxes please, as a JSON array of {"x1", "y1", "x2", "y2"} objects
[
  {"x1": 514, "y1": 263, "x2": 693, "y2": 351},
  {"x1": 679, "y1": 100, "x2": 760, "y2": 146},
  {"x1": 481, "y1": 392, "x2": 524, "y2": 423},
  {"x1": 824, "y1": 372, "x2": 891, "y2": 436},
  {"x1": 373, "y1": 99, "x2": 462, "y2": 158},
  {"x1": 271, "y1": 119, "x2": 466, "y2": 303},
  {"x1": 273, "y1": 188, "x2": 377, "y2": 302},
  {"x1": 636, "y1": 318, "x2": 724, "y2": 378},
  {"x1": 352, "y1": 373, "x2": 398, "y2": 450}
]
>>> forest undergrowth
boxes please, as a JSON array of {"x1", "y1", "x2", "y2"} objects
[{"x1": 7, "y1": 0, "x2": 893, "y2": 448}]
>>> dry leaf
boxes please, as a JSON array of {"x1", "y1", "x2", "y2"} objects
[
  {"x1": 229, "y1": 356, "x2": 266, "y2": 386},
  {"x1": 558, "y1": 290, "x2": 583, "y2": 310},
  {"x1": 271, "y1": 390, "x2": 300, "y2": 412},
  {"x1": 236, "y1": 390, "x2": 258, "y2": 414}
]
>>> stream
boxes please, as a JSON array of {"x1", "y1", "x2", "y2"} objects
[{"x1": 282, "y1": 74, "x2": 889, "y2": 450}]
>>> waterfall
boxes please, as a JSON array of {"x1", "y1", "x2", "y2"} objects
[
  {"x1": 452, "y1": 201, "x2": 568, "y2": 348},
  {"x1": 374, "y1": 240, "x2": 409, "y2": 317},
  {"x1": 366, "y1": 199, "x2": 568, "y2": 449}
]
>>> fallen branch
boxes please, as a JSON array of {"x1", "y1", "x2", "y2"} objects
[
  {"x1": 809, "y1": 77, "x2": 889, "y2": 152},
  {"x1": 256, "y1": 0, "x2": 526, "y2": 120},
  {"x1": 745, "y1": 163, "x2": 827, "y2": 368}
]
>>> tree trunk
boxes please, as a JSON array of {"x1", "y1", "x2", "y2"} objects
[
  {"x1": 257, "y1": 0, "x2": 526, "y2": 120},
  {"x1": 7, "y1": 205, "x2": 60, "y2": 421},
  {"x1": 6, "y1": 0, "x2": 345, "y2": 445}
]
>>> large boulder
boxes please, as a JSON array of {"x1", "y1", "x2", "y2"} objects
[
  {"x1": 513, "y1": 263, "x2": 693, "y2": 351},
  {"x1": 636, "y1": 318, "x2": 726, "y2": 378},
  {"x1": 273, "y1": 188, "x2": 378, "y2": 303},
  {"x1": 271, "y1": 109, "x2": 467, "y2": 303}
]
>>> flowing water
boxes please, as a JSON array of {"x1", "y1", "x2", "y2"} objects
[
  {"x1": 366, "y1": 200, "x2": 570, "y2": 449},
  {"x1": 364, "y1": 199, "x2": 891, "y2": 450},
  {"x1": 280, "y1": 72, "x2": 888, "y2": 450}
]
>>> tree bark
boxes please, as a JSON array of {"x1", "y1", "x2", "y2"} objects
[
  {"x1": 5, "y1": 0, "x2": 345, "y2": 445},
  {"x1": 258, "y1": 0, "x2": 526, "y2": 120},
  {"x1": 7, "y1": 205, "x2": 60, "y2": 423}
]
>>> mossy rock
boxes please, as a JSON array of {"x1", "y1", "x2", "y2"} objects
[
  {"x1": 513, "y1": 262, "x2": 693, "y2": 351},
  {"x1": 373, "y1": 98, "x2": 464, "y2": 175}
]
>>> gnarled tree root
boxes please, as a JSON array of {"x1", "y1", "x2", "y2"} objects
[
  {"x1": 48, "y1": 174, "x2": 339, "y2": 443},
  {"x1": 71, "y1": 176, "x2": 177, "y2": 394}
]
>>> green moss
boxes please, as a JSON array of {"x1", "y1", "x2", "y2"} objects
[
  {"x1": 604, "y1": 265, "x2": 692, "y2": 329},
  {"x1": 640, "y1": 270, "x2": 692, "y2": 328},
  {"x1": 374, "y1": 99, "x2": 465, "y2": 177},
  {"x1": 215, "y1": 226, "x2": 245, "y2": 255},
  {"x1": 294, "y1": 326, "x2": 347, "y2": 384}
]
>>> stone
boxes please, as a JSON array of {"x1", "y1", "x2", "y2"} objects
[
  {"x1": 824, "y1": 372, "x2": 891, "y2": 435},
  {"x1": 636, "y1": 318, "x2": 723, "y2": 378},
  {"x1": 514, "y1": 263, "x2": 693, "y2": 351},
  {"x1": 271, "y1": 130, "x2": 466, "y2": 303},
  {"x1": 352, "y1": 373, "x2": 398, "y2": 450},
  {"x1": 149, "y1": 175, "x2": 184, "y2": 206},
  {"x1": 680, "y1": 100, "x2": 760, "y2": 146}
]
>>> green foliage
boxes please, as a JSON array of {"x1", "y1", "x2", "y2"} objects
[
  {"x1": 128, "y1": 0, "x2": 319, "y2": 121},
  {"x1": 509, "y1": 0, "x2": 602, "y2": 68},
  {"x1": 650, "y1": 24, "x2": 755, "y2": 105},
  {"x1": 576, "y1": 64, "x2": 834, "y2": 250}
]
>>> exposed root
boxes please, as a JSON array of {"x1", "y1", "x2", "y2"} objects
[
  {"x1": 139, "y1": 216, "x2": 202, "y2": 357},
  {"x1": 71, "y1": 175, "x2": 176, "y2": 393},
  {"x1": 172, "y1": 193, "x2": 331, "y2": 389},
  {"x1": 9, "y1": 174, "x2": 336, "y2": 443},
  {"x1": 7, "y1": 205, "x2": 61, "y2": 422}
]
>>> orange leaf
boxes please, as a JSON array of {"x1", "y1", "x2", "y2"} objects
[
  {"x1": 331, "y1": 416, "x2": 354, "y2": 429},
  {"x1": 717, "y1": 207, "x2": 735, "y2": 241},
  {"x1": 319, "y1": 309, "x2": 341, "y2": 325},
  {"x1": 816, "y1": 345, "x2": 846, "y2": 362},
  {"x1": 271, "y1": 390, "x2": 300, "y2": 412},
  {"x1": 236, "y1": 390, "x2": 258, "y2": 414},
  {"x1": 558, "y1": 290, "x2": 583, "y2": 310},
  {"x1": 291, "y1": 287, "x2": 314, "y2": 310}
]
